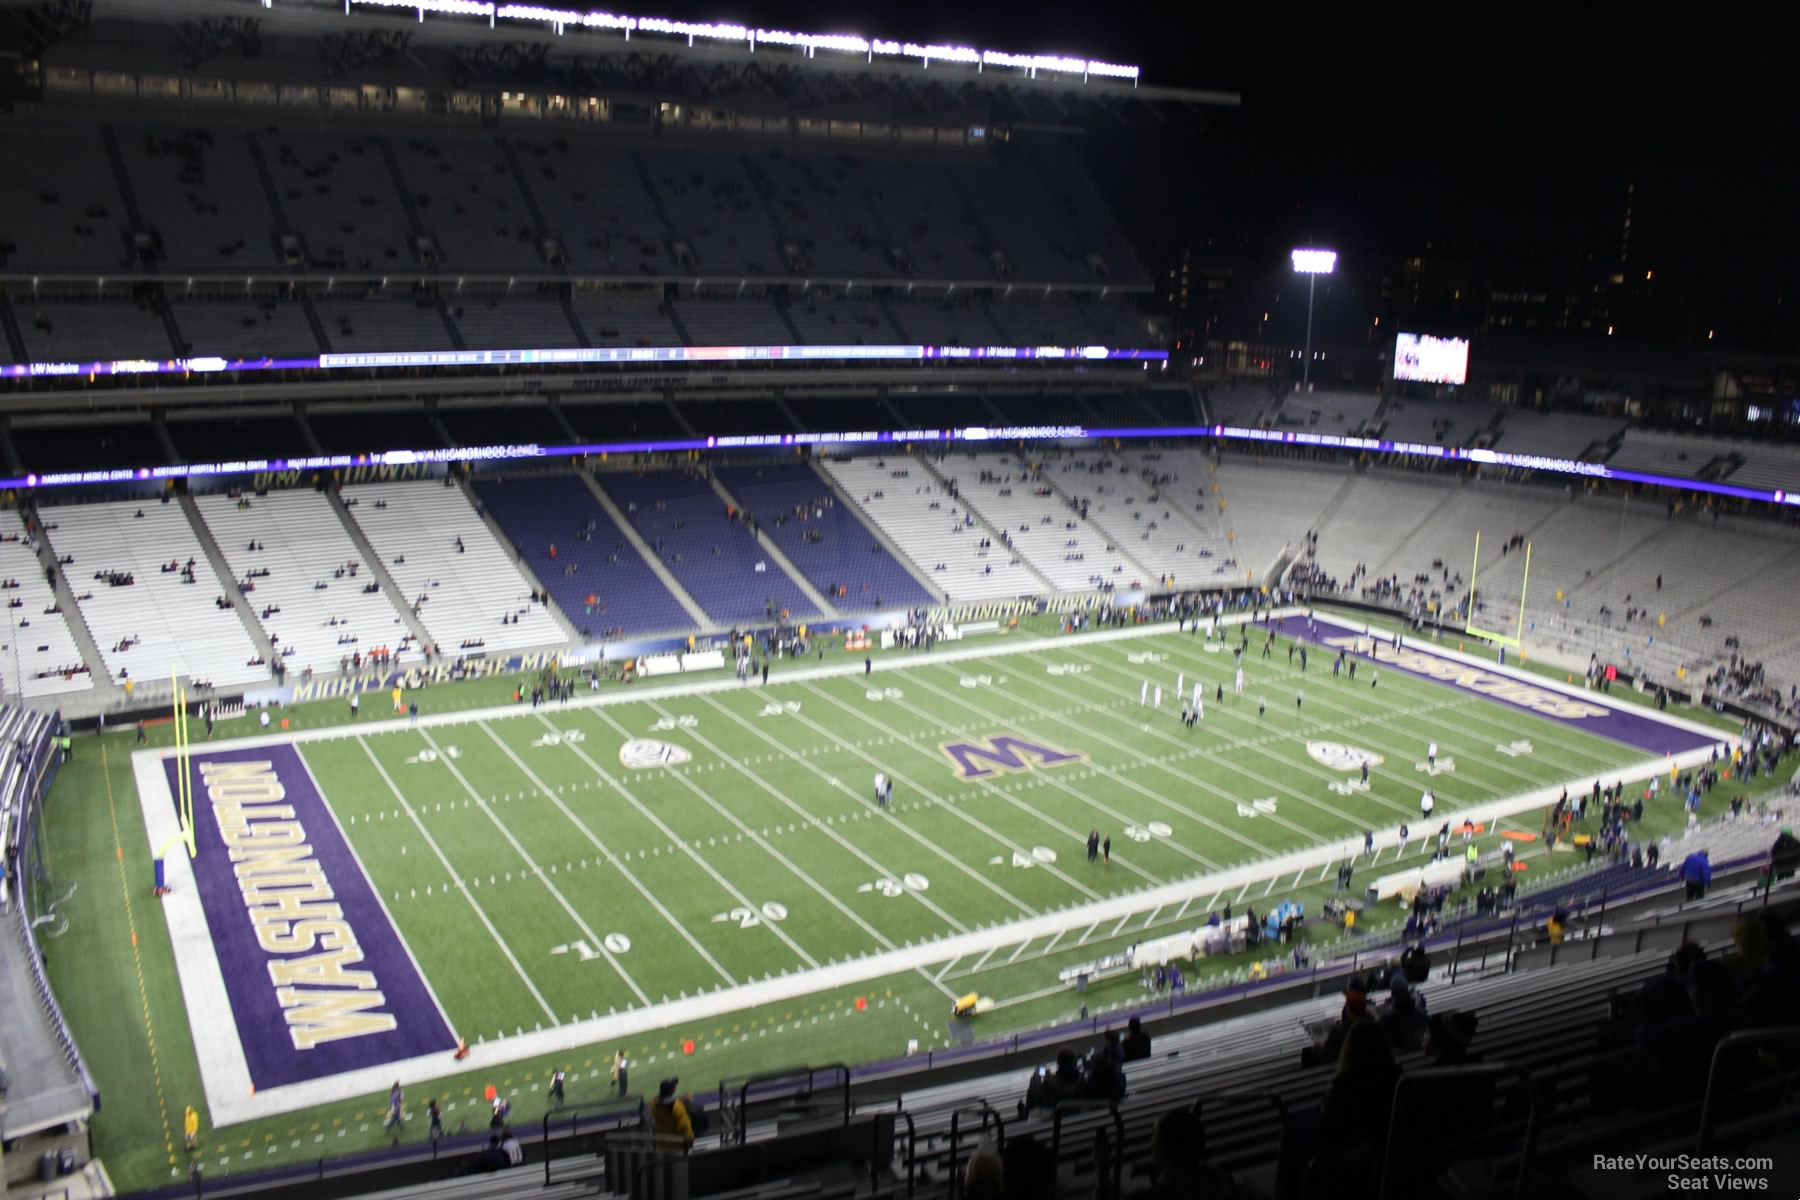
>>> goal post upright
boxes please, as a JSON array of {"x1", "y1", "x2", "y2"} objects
[{"x1": 1463, "y1": 530, "x2": 1526, "y2": 649}]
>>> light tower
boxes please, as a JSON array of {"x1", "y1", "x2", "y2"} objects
[{"x1": 1290, "y1": 247, "x2": 1336, "y2": 389}]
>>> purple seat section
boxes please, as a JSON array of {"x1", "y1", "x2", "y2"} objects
[
  {"x1": 473, "y1": 474, "x2": 696, "y2": 638},
  {"x1": 717, "y1": 463, "x2": 933, "y2": 611},
  {"x1": 598, "y1": 470, "x2": 822, "y2": 625}
]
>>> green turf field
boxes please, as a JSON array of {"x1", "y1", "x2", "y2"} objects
[{"x1": 37, "y1": 618, "x2": 1769, "y2": 1191}]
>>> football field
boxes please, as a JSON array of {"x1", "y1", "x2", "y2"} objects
[{"x1": 133, "y1": 611, "x2": 1725, "y2": 1140}]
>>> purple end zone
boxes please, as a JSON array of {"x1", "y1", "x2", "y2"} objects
[
  {"x1": 165, "y1": 744, "x2": 454, "y2": 1091},
  {"x1": 1272, "y1": 615, "x2": 1720, "y2": 756}
]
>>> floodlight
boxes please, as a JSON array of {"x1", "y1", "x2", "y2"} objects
[{"x1": 1290, "y1": 248, "x2": 1337, "y2": 275}]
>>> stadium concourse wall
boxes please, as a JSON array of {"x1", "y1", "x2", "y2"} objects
[{"x1": 131, "y1": 607, "x2": 1731, "y2": 1128}]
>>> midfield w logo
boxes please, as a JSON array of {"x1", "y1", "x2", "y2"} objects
[{"x1": 939, "y1": 735, "x2": 1084, "y2": 780}]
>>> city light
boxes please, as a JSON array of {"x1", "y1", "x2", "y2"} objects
[{"x1": 1290, "y1": 248, "x2": 1338, "y2": 275}]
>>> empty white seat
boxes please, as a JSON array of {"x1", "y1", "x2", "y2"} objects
[
  {"x1": 932, "y1": 451, "x2": 1145, "y2": 592},
  {"x1": 40, "y1": 499, "x2": 266, "y2": 693},
  {"x1": 341, "y1": 481, "x2": 563, "y2": 657},
  {"x1": 0, "y1": 513, "x2": 94, "y2": 698},
  {"x1": 819, "y1": 456, "x2": 1037, "y2": 602},
  {"x1": 196, "y1": 490, "x2": 423, "y2": 679}
]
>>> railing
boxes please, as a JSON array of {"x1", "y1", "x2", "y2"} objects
[
  {"x1": 6, "y1": 708, "x2": 100, "y2": 1113},
  {"x1": 542, "y1": 1095, "x2": 645, "y2": 1187},
  {"x1": 1696, "y1": 1027, "x2": 1800, "y2": 1153},
  {"x1": 1049, "y1": 1099, "x2": 1124, "y2": 1198},
  {"x1": 944, "y1": 1105, "x2": 1004, "y2": 1199},
  {"x1": 1377, "y1": 1063, "x2": 1538, "y2": 1200},
  {"x1": 893, "y1": 1108, "x2": 918, "y2": 1197},
  {"x1": 721, "y1": 1063, "x2": 851, "y2": 1146}
]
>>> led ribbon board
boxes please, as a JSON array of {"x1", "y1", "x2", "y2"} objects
[
  {"x1": 7, "y1": 422, "x2": 1798, "y2": 510},
  {"x1": 0, "y1": 343, "x2": 1163, "y2": 380}
]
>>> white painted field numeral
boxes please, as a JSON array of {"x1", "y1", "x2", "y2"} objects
[
  {"x1": 857, "y1": 873, "x2": 931, "y2": 897},
  {"x1": 405, "y1": 745, "x2": 460, "y2": 764},
  {"x1": 990, "y1": 846, "x2": 1059, "y2": 868},
  {"x1": 532, "y1": 729, "x2": 587, "y2": 747},
  {"x1": 1124, "y1": 821, "x2": 1175, "y2": 842},
  {"x1": 712, "y1": 901, "x2": 788, "y2": 929}
]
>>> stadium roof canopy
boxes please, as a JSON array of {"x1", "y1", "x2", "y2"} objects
[{"x1": 25, "y1": 0, "x2": 1237, "y2": 126}]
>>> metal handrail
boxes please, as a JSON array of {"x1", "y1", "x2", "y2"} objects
[
  {"x1": 1377, "y1": 1063, "x2": 1536, "y2": 1200},
  {"x1": 541, "y1": 1095, "x2": 643, "y2": 1187},
  {"x1": 944, "y1": 1105, "x2": 1004, "y2": 1199},
  {"x1": 724, "y1": 1063, "x2": 851, "y2": 1145},
  {"x1": 1050, "y1": 1099, "x2": 1123, "y2": 1193},
  {"x1": 894, "y1": 1108, "x2": 918, "y2": 1197},
  {"x1": 1696, "y1": 1027, "x2": 1800, "y2": 1152}
]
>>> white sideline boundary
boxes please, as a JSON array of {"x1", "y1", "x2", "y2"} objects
[{"x1": 132, "y1": 607, "x2": 1738, "y2": 1127}]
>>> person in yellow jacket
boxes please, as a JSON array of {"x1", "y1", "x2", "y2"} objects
[
  {"x1": 184, "y1": 1105, "x2": 199, "y2": 1150},
  {"x1": 650, "y1": 1078, "x2": 694, "y2": 1149}
]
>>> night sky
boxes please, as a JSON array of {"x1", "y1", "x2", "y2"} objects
[{"x1": 657, "y1": 1, "x2": 1796, "y2": 279}]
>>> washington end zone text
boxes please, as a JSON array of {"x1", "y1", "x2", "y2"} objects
[{"x1": 200, "y1": 759, "x2": 399, "y2": 1051}]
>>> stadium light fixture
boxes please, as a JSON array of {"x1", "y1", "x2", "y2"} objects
[
  {"x1": 345, "y1": 1, "x2": 1140, "y2": 79},
  {"x1": 1290, "y1": 248, "x2": 1336, "y2": 388}
]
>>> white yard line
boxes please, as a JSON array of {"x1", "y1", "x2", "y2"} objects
[
  {"x1": 1021, "y1": 649, "x2": 1388, "y2": 838},
  {"x1": 900, "y1": 670, "x2": 1238, "y2": 871},
  {"x1": 475, "y1": 721, "x2": 743, "y2": 985},
  {"x1": 1074, "y1": 921, "x2": 1102, "y2": 945},
  {"x1": 1142, "y1": 905, "x2": 1164, "y2": 929},
  {"x1": 967, "y1": 945, "x2": 1001, "y2": 974},
  {"x1": 796, "y1": 680, "x2": 1113, "y2": 900},
  {"x1": 696, "y1": 693, "x2": 1037, "y2": 919},
  {"x1": 522, "y1": 712, "x2": 819, "y2": 970},
  {"x1": 914, "y1": 966, "x2": 960, "y2": 1000},
  {"x1": 356, "y1": 739, "x2": 563, "y2": 1022},
  {"x1": 633, "y1": 698, "x2": 971, "y2": 936},
  {"x1": 933, "y1": 956, "x2": 962, "y2": 983},
  {"x1": 586, "y1": 703, "x2": 910, "y2": 953},
  {"x1": 786, "y1": 679, "x2": 1106, "y2": 901},
  {"x1": 415, "y1": 728, "x2": 654, "y2": 1003},
  {"x1": 1007, "y1": 940, "x2": 1034, "y2": 964}
]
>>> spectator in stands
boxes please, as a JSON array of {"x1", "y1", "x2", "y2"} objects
[
  {"x1": 1732, "y1": 915, "x2": 1800, "y2": 1029},
  {"x1": 500, "y1": 1126, "x2": 523, "y2": 1166},
  {"x1": 1679, "y1": 848, "x2": 1712, "y2": 902},
  {"x1": 1122, "y1": 1016, "x2": 1152, "y2": 1062},
  {"x1": 650, "y1": 1078, "x2": 694, "y2": 1149},
  {"x1": 1001, "y1": 1137, "x2": 1056, "y2": 1200},
  {"x1": 964, "y1": 1138, "x2": 1004, "y2": 1200},
  {"x1": 1128, "y1": 1107, "x2": 1238, "y2": 1200},
  {"x1": 1302, "y1": 984, "x2": 1370, "y2": 1068},
  {"x1": 470, "y1": 1135, "x2": 509, "y2": 1173},
  {"x1": 1770, "y1": 826, "x2": 1800, "y2": 882},
  {"x1": 1424, "y1": 1012, "x2": 1480, "y2": 1066},
  {"x1": 1021, "y1": 1049, "x2": 1085, "y2": 1117},
  {"x1": 1084, "y1": 1049, "x2": 1127, "y2": 1104},
  {"x1": 1378, "y1": 978, "x2": 1430, "y2": 1049},
  {"x1": 1303, "y1": 1021, "x2": 1401, "y2": 1199}
]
